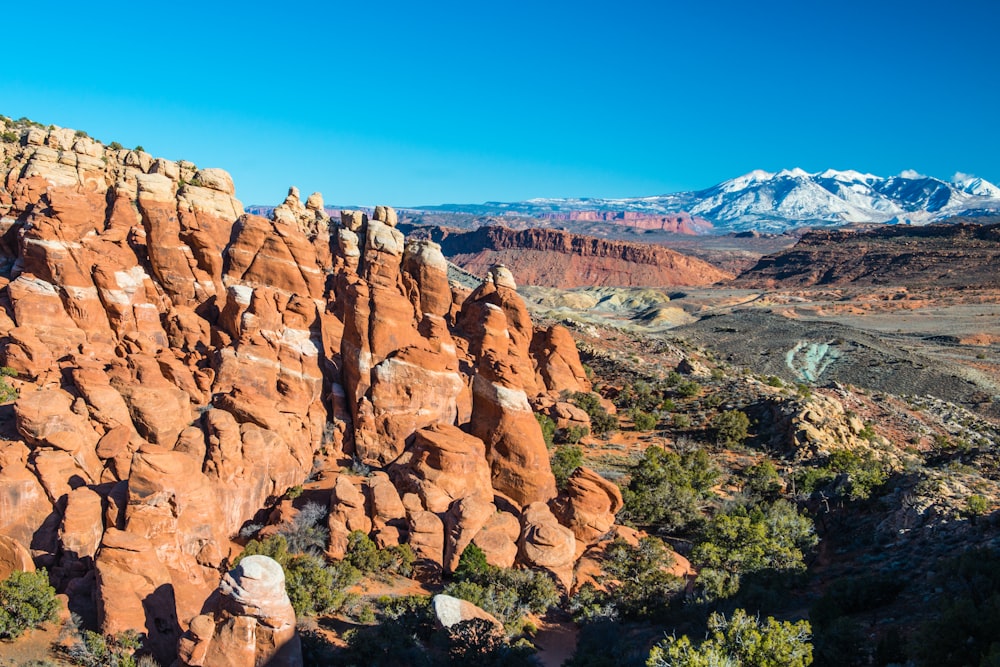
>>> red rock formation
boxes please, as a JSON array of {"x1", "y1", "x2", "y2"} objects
[
  {"x1": 550, "y1": 466, "x2": 623, "y2": 545},
  {"x1": 534, "y1": 210, "x2": 712, "y2": 235},
  {"x1": 0, "y1": 121, "x2": 623, "y2": 663},
  {"x1": 178, "y1": 555, "x2": 302, "y2": 667},
  {"x1": 413, "y1": 225, "x2": 732, "y2": 288},
  {"x1": 458, "y1": 267, "x2": 557, "y2": 505}
]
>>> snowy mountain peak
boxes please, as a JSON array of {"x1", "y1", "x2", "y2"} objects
[
  {"x1": 776, "y1": 168, "x2": 811, "y2": 179},
  {"x1": 817, "y1": 169, "x2": 879, "y2": 183},
  {"x1": 952, "y1": 175, "x2": 1000, "y2": 198},
  {"x1": 424, "y1": 168, "x2": 1000, "y2": 234}
]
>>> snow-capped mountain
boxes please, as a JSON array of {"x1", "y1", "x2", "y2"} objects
[{"x1": 422, "y1": 169, "x2": 1000, "y2": 234}]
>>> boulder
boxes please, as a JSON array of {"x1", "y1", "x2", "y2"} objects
[
  {"x1": 391, "y1": 424, "x2": 494, "y2": 513},
  {"x1": 530, "y1": 324, "x2": 592, "y2": 394},
  {"x1": 0, "y1": 535, "x2": 35, "y2": 580},
  {"x1": 519, "y1": 502, "x2": 576, "y2": 590},
  {"x1": 550, "y1": 467, "x2": 623, "y2": 545},
  {"x1": 432, "y1": 593, "x2": 502, "y2": 630},
  {"x1": 177, "y1": 555, "x2": 302, "y2": 667},
  {"x1": 443, "y1": 495, "x2": 496, "y2": 573}
]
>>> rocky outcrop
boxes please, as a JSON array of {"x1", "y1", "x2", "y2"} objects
[
  {"x1": 391, "y1": 424, "x2": 495, "y2": 513},
  {"x1": 0, "y1": 121, "x2": 622, "y2": 661},
  {"x1": 736, "y1": 221, "x2": 1000, "y2": 288},
  {"x1": 519, "y1": 502, "x2": 577, "y2": 590},
  {"x1": 459, "y1": 267, "x2": 557, "y2": 505},
  {"x1": 0, "y1": 535, "x2": 34, "y2": 580},
  {"x1": 550, "y1": 467, "x2": 623, "y2": 545},
  {"x1": 178, "y1": 555, "x2": 302, "y2": 667},
  {"x1": 407, "y1": 224, "x2": 732, "y2": 288}
]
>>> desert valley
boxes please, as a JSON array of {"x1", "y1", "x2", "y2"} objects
[{"x1": 0, "y1": 114, "x2": 997, "y2": 667}]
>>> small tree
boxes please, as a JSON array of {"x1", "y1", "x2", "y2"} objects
[
  {"x1": 620, "y1": 446, "x2": 719, "y2": 535},
  {"x1": 648, "y1": 608, "x2": 813, "y2": 667},
  {"x1": 0, "y1": 569, "x2": 59, "y2": 639},
  {"x1": 455, "y1": 544, "x2": 492, "y2": 582},
  {"x1": 712, "y1": 409, "x2": 750, "y2": 448},
  {"x1": 691, "y1": 499, "x2": 816, "y2": 601},
  {"x1": 600, "y1": 537, "x2": 683, "y2": 618}
]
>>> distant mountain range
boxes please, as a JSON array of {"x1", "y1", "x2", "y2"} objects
[{"x1": 416, "y1": 169, "x2": 1000, "y2": 234}]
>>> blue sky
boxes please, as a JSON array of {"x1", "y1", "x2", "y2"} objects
[{"x1": 3, "y1": 1, "x2": 998, "y2": 207}]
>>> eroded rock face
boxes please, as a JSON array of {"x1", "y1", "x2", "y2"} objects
[
  {"x1": 178, "y1": 555, "x2": 302, "y2": 667},
  {"x1": 550, "y1": 467, "x2": 623, "y2": 545},
  {"x1": 0, "y1": 124, "x2": 610, "y2": 664},
  {"x1": 391, "y1": 424, "x2": 494, "y2": 513},
  {"x1": 0, "y1": 535, "x2": 34, "y2": 580},
  {"x1": 519, "y1": 502, "x2": 577, "y2": 590}
]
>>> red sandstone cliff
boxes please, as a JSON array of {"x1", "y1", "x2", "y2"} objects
[
  {"x1": 407, "y1": 225, "x2": 733, "y2": 287},
  {"x1": 533, "y1": 210, "x2": 712, "y2": 234}
]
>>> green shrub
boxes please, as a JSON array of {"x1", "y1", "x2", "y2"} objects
[
  {"x1": 535, "y1": 413, "x2": 556, "y2": 448},
  {"x1": 0, "y1": 367, "x2": 18, "y2": 404},
  {"x1": 630, "y1": 409, "x2": 658, "y2": 432},
  {"x1": 555, "y1": 425, "x2": 589, "y2": 445},
  {"x1": 455, "y1": 543, "x2": 492, "y2": 581},
  {"x1": 615, "y1": 381, "x2": 664, "y2": 413},
  {"x1": 552, "y1": 445, "x2": 584, "y2": 489},
  {"x1": 346, "y1": 530, "x2": 415, "y2": 578},
  {"x1": 237, "y1": 535, "x2": 359, "y2": 616},
  {"x1": 1, "y1": 131, "x2": 18, "y2": 143},
  {"x1": 276, "y1": 501, "x2": 328, "y2": 554},
  {"x1": 620, "y1": 446, "x2": 718, "y2": 535},
  {"x1": 648, "y1": 608, "x2": 813, "y2": 667},
  {"x1": 826, "y1": 449, "x2": 890, "y2": 500},
  {"x1": 765, "y1": 376, "x2": 784, "y2": 387},
  {"x1": 712, "y1": 409, "x2": 750, "y2": 447},
  {"x1": 0, "y1": 569, "x2": 59, "y2": 639},
  {"x1": 134, "y1": 145, "x2": 145, "y2": 152},
  {"x1": 676, "y1": 380, "x2": 701, "y2": 398},
  {"x1": 967, "y1": 494, "x2": 989, "y2": 518},
  {"x1": 63, "y1": 629, "x2": 150, "y2": 667},
  {"x1": 743, "y1": 459, "x2": 783, "y2": 499},
  {"x1": 793, "y1": 466, "x2": 837, "y2": 496},
  {"x1": 857, "y1": 422, "x2": 876, "y2": 441},
  {"x1": 571, "y1": 392, "x2": 618, "y2": 436},
  {"x1": 108, "y1": 141, "x2": 123, "y2": 151},
  {"x1": 446, "y1": 548, "x2": 559, "y2": 630},
  {"x1": 691, "y1": 499, "x2": 817, "y2": 601},
  {"x1": 598, "y1": 537, "x2": 682, "y2": 618},
  {"x1": 446, "y1": 617, "x2": 539, "y2": 665}
]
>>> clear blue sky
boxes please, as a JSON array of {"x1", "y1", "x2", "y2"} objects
[{"x1": 3, "y1": 1, "x2": 997, "y2": 207}]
